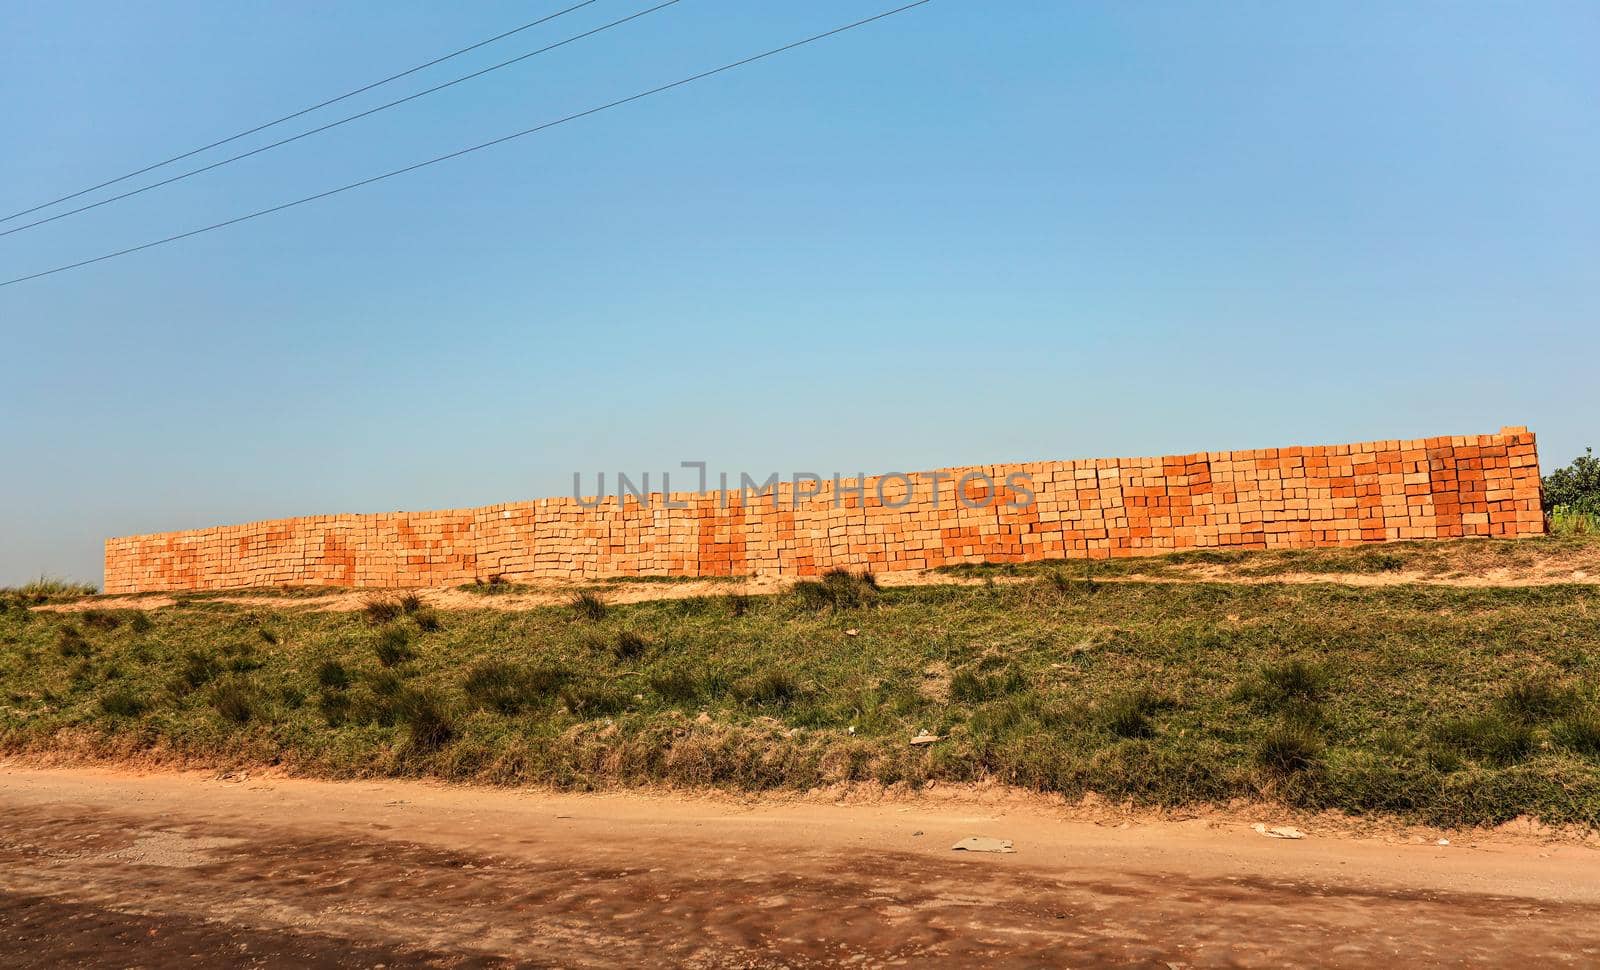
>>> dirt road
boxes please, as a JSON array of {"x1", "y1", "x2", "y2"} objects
[{"x1": 1, "y1": 764, "x2": 1597, "y2": 968}]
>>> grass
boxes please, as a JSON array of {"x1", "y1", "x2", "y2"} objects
[
  {"x1": 4, "y1": 571, "x2": 1600, "y2": 826},
  {"x1": 792, "y1": 569, "x2": 879, "y2": 611},
  {"x1": 569, "y1": 591, "x2": 608, "y2": 622},
  {"x1": 1549, "y1": 507, "x2": 1600, "y2": 537},
  {"x1": 935, "y1": 533, "x2": 1600, "y2": 583}
]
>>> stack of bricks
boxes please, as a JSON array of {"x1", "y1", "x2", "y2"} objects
[{"x1": 102, "y1": 427, "x2": 1545, "y2": 594}]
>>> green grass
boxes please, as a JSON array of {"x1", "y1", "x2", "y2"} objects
[
  {"x1": 1550, "y1": 507, "x2": 1600, "y2": 537},
  {"x1": 935, "y1": 533, "x2": 1600, "y2": 582},
  {"x1": 3, "y1": 576, "x2": 1600, "y2": 826}
]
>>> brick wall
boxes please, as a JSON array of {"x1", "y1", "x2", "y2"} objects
[{"x1": 102, "y1": 427, "x2": 1545, "y2": 594}]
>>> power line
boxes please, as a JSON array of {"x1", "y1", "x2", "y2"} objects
[
  {"x1": 0, "y1": 0, "x2": 604, "y2": 224},
  {"x1": 0, "y1": 0, "x2": 683, "y2": 240},
  {"x1": 0, "y1": 1, "x2": 934, "y2": 290}
]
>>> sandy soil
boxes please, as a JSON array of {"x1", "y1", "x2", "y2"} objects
[{"x1": 2, "y1": 763, "x2": 1597, "y2": 968}]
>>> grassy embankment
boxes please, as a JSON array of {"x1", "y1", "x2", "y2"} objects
[{"x1": 3, "y1": 539, "x2": 1600, "y2": 827}]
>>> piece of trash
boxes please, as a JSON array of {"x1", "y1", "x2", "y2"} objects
[
  {"x1": 847, "y1": 725, "x2": 856, "y2": 735},
  {"x1": 1437, "y1": 838, "x2": 1450, "y2": 846},
  {"x1": 951, "y1": 837, "x2": 1015, "y2": 854},
  {"x1": 844, "y1": 628, "x2": 859, "y2": 637},
  {"x1": 910, "y1": 731, "x2": 941, "y2": 746},
  {"x1": 1253, "y1": 823, "x2": 1305, "y2": 840}
]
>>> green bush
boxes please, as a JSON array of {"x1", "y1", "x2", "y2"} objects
[{"x1": 1543, "y1": 448, "x2": 1600, "y2": 515}]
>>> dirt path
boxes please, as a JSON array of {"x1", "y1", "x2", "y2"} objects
[
  {"x1": 43, "y1": 565, "x2": 1600, "y2": 616},
  {"x1": 1, "y1": 764, "x2": 1596, "y2": 967}
]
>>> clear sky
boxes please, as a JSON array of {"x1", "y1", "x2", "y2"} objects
[{"x1": 2, "y1": 1, "x2": 1596, "y2": 586}]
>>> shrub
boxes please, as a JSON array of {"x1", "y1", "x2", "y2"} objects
[
  {"x1": 374, "y1": 626, "x2": 415, "y2": 667},
  {"x1": 613, "y1": 630, "x2": 650, "y2": 660},
  {"x1": 99, "y1": 689, "x2": 147, "y2": 718},
  {"x1": 1255, "y1": 720, "x2": 1324, "y2": 776},
  {"x1": 1432, "y1": 714, "x2": 1534, "y2": 766},
  {"x1": 361, "y1": 597, "x2": 403, "y2": 626},
  {"x1": 1542, "y1": 448, "x2": 1600, "y2": 515},
  {"x1": 316, "y1": 660, "x2": 351, "y2": 691},
  {"x1": 210, "y1": 677, "x2": 259, "y2": 724},
  {"x1": 569, "y1": 591, "x2": 608, "y2": 622}
]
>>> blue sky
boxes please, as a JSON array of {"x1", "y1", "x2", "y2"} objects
[{"x1": 2, "y1": 1, "x2": 1596, "y2": 586}]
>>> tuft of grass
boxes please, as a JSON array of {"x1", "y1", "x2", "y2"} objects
[
  {"x1": 612, "y1": 630, "x2": 651, "y2": 660},
  {"x1": 569, "y1": 591, "x2": 608, "y2": 621},
  {"x1": 8, "y1": 577, "x2": 98, "y2": 606},
  {"x1": 98, "y1": 689, "x2": 147, "y2": 718},
  {"x1": 56, "y1": 627, "x2": 92, "y2": 658},
  {"x1": 80, "y1": 609, "x2": 122, "y2": 631},
  {"x1": 209, "y1": 677, "x2": 260, "y2": 724},
  {"x1": 734, "y1": 670, "x2": 806, "y2": 708},
  {"x1": 411, "y1": 608, "x2": 442, "y2": 633},
  {"x1": 398, "y1": 593, "x2": 424, "y2": 614},
  {"x1": 792, "y1": 569, "x2": 879, "y2": 611},
  {"x1": 127, "y1": 611, "x2": 154, "y2": 635},
  {"x1": 462, "y1": 661, "x2": 570, "y2": 714},
  {"x1": 374, "y1": 626, "x2": 415, "y2": 667},
  {"x1": 1255, "y1": 720, "x2": 1324, "y2": 776},
  {"x1": 361, "y1": 597, "x2": 403, "y2": 626},
  {"x1": 1233, "y1": 658, "x2": 1328, "y2": 715},
  {"x1": 1432, "y1": 714, "x2": 1534, "y2": 767},
  {"x1": 649, "y1": 667, "x2": 724, "y2": 705},
  {"x1": 950, "y1": 667, "x2": 1027, "y2": 704},
  {"x1": 394, "y1": 688, "x2": 455, "y2": 751},
  {"x1": 1496, "y1": 674, "x2": 1576, "y2": 726},
  {"x1": 1099, "y1": 687, "x2": 1172, "y2": 739},
  {"x1": 174, "y1": 650, "x2": 222, "y2": 692},
  {"x1": 315, "y1": 659, "x2": 351, "y2": 691},
  {"x1": 558, "y1": 681, "x2": 632, "y2": 717},
  {"x1": 1555, "y1": 711, "x2": 1600, "y2": 759},
  {"x1": 726, "y1": 593, "x2": 752, "y2": 618}
]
